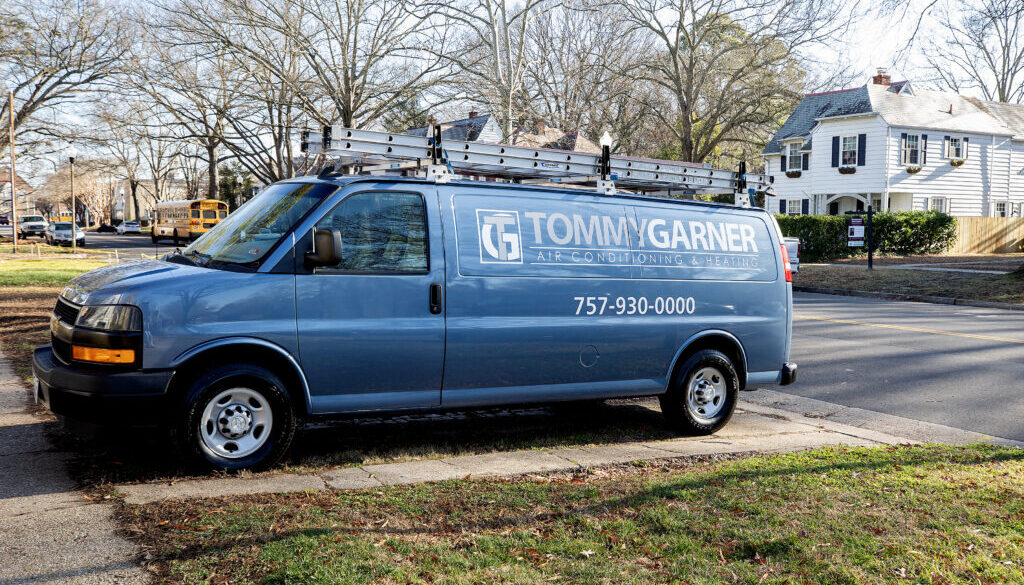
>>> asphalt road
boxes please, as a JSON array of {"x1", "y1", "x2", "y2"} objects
[
  {"x1": 14, "y1": 231, "x2": 179, "y2": 259},
  {"x1": 787, "y1": 292, "x2": 1024, "y2": 442}
]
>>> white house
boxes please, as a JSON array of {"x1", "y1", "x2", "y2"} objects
[{"x1": 762, "y1": 69, "x2": 1024, "y2": 217}]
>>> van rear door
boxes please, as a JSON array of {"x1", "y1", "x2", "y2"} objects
[{"x1": 295, "y1": 186, "x2": 445, "y2": 413}]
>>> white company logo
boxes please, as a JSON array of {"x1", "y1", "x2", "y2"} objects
[{"x1": 477, "y1": 209, "x2": 523, "y2": 263}]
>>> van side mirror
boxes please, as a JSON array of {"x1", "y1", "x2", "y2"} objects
[{"x1": 304, "y1": 229, "x2": 343, "y2": 269}]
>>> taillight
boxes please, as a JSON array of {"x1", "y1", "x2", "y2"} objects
[{"x1": 780, "y1": 244, "x2": 792, "y2": 283}]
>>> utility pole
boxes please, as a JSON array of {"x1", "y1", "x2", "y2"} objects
[
  {"x1": 68, "y1": 145, "x2": 78, "y2": 254},
  {"x1": 8, "y1": 90, "x2": 17, "y2": 253}
]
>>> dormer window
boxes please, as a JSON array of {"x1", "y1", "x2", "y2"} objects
[{"x1": 788, "y1": 143, "x2": 803, "y2": 170}]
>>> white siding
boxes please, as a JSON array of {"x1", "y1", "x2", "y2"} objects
[
  {"x1": 810, "y1": 116, "x2": 888, "y2": 195},
  {"x1": 884, "y1": 128, "x2": 1014, "y2": 216},
  {"x1": 1010, "y1": 141, "x2": 1024, "y2": 209}
]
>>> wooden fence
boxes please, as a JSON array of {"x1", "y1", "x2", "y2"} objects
[{"x1": 947, "y1": 216, "x2": 1024, "y2": 254}]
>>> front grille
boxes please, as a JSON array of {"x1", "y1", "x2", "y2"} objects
[
  {"x1": 52, "y1": 337, "x2": 72, "y2": 364},
  {"x1": 54, "y1": 298, "x2": 80, "y2": 325}
]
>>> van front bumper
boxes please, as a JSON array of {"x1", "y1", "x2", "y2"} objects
[{"x1": 32, "y1": 345, "x2": 173, "y2": 426}]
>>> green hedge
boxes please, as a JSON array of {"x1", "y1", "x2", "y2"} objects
[{"x1": 775, "y1": 211, "x2": 957, "y2": 262}]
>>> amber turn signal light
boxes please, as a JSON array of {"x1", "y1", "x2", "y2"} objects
[{"x1": 72, "y1": 346, "x2": 135, "y2": 364}]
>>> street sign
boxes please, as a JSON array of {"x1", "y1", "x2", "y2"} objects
[{"x1": 848, "y1": 216, "x2": 865, "y2": 247}]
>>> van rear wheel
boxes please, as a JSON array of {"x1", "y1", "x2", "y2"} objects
[
  {"x1": 175, "y1": 364, "x2": 296, "y2": 471},
  {"x1": 660, "y1": 349, "x2": 738, "y2": 435}
]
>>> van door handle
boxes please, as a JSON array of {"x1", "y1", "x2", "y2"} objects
[{"x1": 429, "y1": 283, "x2": 443, "y2": 314}]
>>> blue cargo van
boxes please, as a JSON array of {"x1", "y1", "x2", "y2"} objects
[{"x1": 33, "y1": 175, "x2": 796, "y2": 470}]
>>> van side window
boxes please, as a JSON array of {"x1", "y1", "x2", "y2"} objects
[{"x1": 316, "y1": 192, "x2": 428, "y2": 273}]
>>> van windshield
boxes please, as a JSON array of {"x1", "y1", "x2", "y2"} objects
[{"x1": 181, "y1": 182, "x2": 335, "y2": 269}]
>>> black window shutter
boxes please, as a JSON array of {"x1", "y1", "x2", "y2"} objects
[
  {"x1": 802, "y1": 153, "x2": 809, "y2": 170},
  {"x1": 801, "y1": 199, "x2": 810, "y2": 215},
  {"x1": 857, "y1": 134, "x2": 867, "y2": 166},
  {"x1": 900, "y1": 132, "x2": 907, "y2": 164},
  {"x1": 779, "y1": 199, "x2": 786, "y2": 214},
  {"x1": 780, "y1": 154, "x2": 787, "y2": 172},
  {"x1": 944, "y1": 136, "x2": 950, "y2": 157},
  {"x1": 831, "y1": 136, "x2": 840, "y2": 167},
  {"x1": 922, "y1": 135, "x2": 928, "y2": 164},
  {"x1": 964, "y1": 137, "x2": 969, "y2": 158}
]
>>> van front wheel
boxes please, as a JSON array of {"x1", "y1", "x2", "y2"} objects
[
  {"x1": 660, "y1": 349, "x2": 738, "y2": 435},
  {"x1": 176, "y1": 364, "x2": 296, "y2": 471}
]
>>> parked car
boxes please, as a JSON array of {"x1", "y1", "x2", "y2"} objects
[
  {"x1": 96, "y1": 223, "x2": 117, "y2": 233},
  {"x1": 783, "y1": 237, "x2": 800, "y2": 273},
  {"x1": 116, "y1": 221, "x2": 141, "y2": 235},
  {"x1": 0, "y1": 214, "x2": 8, "y2": 225},
  {"x1": 18, "y1": 215, "x2": 49, "y2": 238},
  {"x1": 44, "y1": 222, "x2": 86, "y2": 247},
  {"x1": 33, "y1": 176, "x2": 796, "y2": 471}
]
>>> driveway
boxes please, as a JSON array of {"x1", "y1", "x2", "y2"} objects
[{"x1": 782, "y1": 292, "x2": 1024, "y2": 441}]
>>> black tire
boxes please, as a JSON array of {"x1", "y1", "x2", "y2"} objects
[
  {"x1": 659, "y1": 349, "x2": 739, "y2": 435},
  {"x1": 174, "y1": 364, "x2": 297, "y2": 471}
]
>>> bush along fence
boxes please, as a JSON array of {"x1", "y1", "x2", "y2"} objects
[{"x1": 775, "y1": 211, "x2": 958, "y2": 262}]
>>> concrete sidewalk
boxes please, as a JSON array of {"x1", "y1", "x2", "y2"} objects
[
  {"x1": 116, "y1": 400, "x2": 910, "y2": 505},
  {"x1": 0, "y1": 354, "x2": 147, "y2": 585}
]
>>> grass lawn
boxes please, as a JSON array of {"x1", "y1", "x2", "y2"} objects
[
  {"x1": 0, "y1": 257, "x2": 105, "y2": 380},
  {"x1": 122, "y1": 444, "x2": 1024, "y2": 584},
  {"x1": 794, "y1": 265, "x2": 1024, "y2": 305},
  {"x1": 0, "y1": 257, "x2": 111, "y2": 286}
]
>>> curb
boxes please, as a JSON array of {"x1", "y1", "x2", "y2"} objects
[{"x1": 794, "y1": 286, "x2": 1024, "y2": 311}]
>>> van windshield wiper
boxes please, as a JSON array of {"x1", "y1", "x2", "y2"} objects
[
  {"x1": 163, "y1": 248, "x2": 198, "y2": 266},
  {"x1": 187, "y1": 250, "x2": 213, "y2": 266}
]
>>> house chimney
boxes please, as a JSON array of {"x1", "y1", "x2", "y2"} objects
[
  {"x1": 872, "y1": 68, "x2": 891, "y2": 86},
  {"x1": 468, "y1": 109, "x2": 478, "y2": 119},
  {"x1": 534, "y1": 118, "x2": 546, "y2": 134}
]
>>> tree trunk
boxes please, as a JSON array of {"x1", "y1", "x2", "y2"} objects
[
  {"x1": 130, "y1": 180, "x2": 140, "y2": 221},
  {"x1": 207, "y1": 143, "x2": 218, "y2": 199}
]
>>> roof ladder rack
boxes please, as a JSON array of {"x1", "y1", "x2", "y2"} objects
[{"x1": 300, "y1": 125, "x2": 773, "y2": 203}]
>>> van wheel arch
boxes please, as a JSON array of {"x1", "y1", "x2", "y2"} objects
[
  {"x1": 668, "y1": 333, "x2": 747, "y2": 391},
  {"x1": 167, "y1": 344, "x2": 309, "y2": 420}
]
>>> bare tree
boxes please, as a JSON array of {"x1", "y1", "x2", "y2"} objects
[
  {"x1": 523, "y1": 3, "x2": 646, "y2": 144},
  {"x1": 0, "y1": 0, "x2": 128, "y2": 153},
  {"x1": 609, "y1": 0, "x2": 850, "y2": 163},
  {"x1": 429, "y1": 0, "x2": 553, "y2": 140},
  {"x1": 96, "y1": 106, "x2": 147, "y2": 220},
  {"x1": 925, "y1": 0, "x2": 1024, "y2": 104}
]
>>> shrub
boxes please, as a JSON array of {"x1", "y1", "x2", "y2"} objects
[
  {"x1": 871, "y1": 210, "x2": 958, "y2": 255},
  {"x1": 774, "y1": 214, "x2": 852, "y2": 262},
  {"x1": 775, "y1": 210, "x2": 957, "y2": 261}
]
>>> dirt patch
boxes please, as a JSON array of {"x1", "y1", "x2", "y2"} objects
[
  {"x1": 0, "y1": 286, "x2": 60, "y2": 382},
  {"x1": 794, "y1": 265, "x2": 1024, "y2": 305},
  {"x1": 832, "y1": 253, "x2": 1024, "y2": 267}
]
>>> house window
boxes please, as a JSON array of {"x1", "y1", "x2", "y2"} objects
[
  {"x1": 841, "y1": 136, "x2": 858, "y2": 166},
  {"x1": 947, "y1": 137, "x2": 962, "y2": 159},
  {"x1": 786, "y1": 199, "x2": 802, "y2": 216},
  {"x1": 995, "y1": 202, "x2": 1007, "y2": 217},
  {"x1": 788, "y1": 143, "x2": 803, "y2": 170},
  {"x1": 902, "y1": 134, "x2": 920, "y2": 165},
  {"x1": 929, "y1": 197, "x2": 947, "y2": 213}
]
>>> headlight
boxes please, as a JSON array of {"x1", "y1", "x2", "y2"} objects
[{"x1": 76, "y1": 305, "x2": 142, "y2": 332}]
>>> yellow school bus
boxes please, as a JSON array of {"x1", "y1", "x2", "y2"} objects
[{"x1": 152, "y1": 200, "x2": 229, "y2": 245}]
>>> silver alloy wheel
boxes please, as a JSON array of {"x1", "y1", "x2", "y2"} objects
[
  {"x1": 199, "y1": 387, "x2": 273, "y2": 459},
  {"x1": 686, "y1": 366, "x2": 726, "y2": 423}
]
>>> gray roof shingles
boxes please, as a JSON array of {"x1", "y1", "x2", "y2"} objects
[
  {"x1": 762, "y1": 86, "x2": 872, "y2": 154},
  {"x1": 764, "y1": 80, "x2": 1024, "y2": 155}
]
